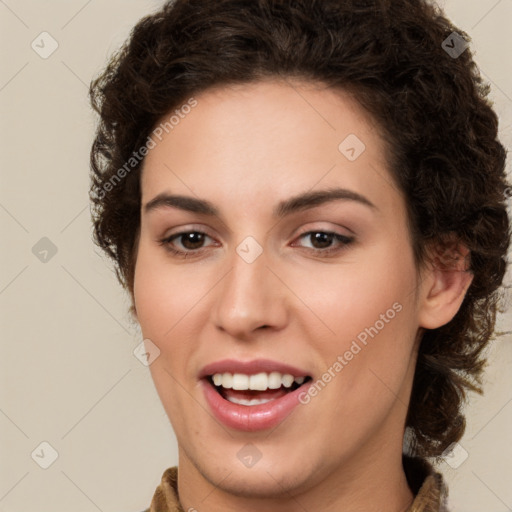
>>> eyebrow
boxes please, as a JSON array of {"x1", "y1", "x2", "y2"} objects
[{"x1": 144, "y1": 187, "x2": 377, "y2": 218}]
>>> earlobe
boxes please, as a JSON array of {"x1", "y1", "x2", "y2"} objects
[{"x1": 418, "y1": 240, "x2": 474, "y2": 330}]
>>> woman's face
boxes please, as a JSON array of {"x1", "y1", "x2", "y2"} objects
[{"x1": 134, "y1": 80, "x2": 428, "y2": 497}]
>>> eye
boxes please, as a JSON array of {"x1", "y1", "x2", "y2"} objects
[
  {"x1": 158, "y1": 229, "x2": 355, "y2": 259},
  {"x1": 159, "y1": 230, "x2": 216, "y2": 257},
  {"x1": 292, "y1": 230, "x2": 355, "y2": 256}
]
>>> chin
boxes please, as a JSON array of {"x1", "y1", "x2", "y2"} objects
[
  {"x1": 182, "y1": 438, "x2": 325, "y2": 500},
  {"x1": 204, "y1": 460, "x2": 314, "y2": 499}
]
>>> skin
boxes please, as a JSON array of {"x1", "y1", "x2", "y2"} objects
[{"x1": 133, "y1": 79, "x2": 473, "y2": 512}]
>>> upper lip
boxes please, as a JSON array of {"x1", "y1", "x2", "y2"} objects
[{"x1": 199, "y1": 359, "x2": 310, "y2": 379}]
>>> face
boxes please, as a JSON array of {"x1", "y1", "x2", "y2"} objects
[{"x1": 134, "y1": 80, "x2": 427, "y2": 498}]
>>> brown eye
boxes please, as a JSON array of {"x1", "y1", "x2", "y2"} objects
[
  {"x1": 293, "y1": 231, "x2": 355, "y2": 257},
  {"x1": 175, "y1": 232, "x2": 207, "y2": 250},
  {"x1": 159, "y1": 230, "x2": 216, "y2": 257},
  {"x1": 309, "y1": 232, "x2": 335, "y2": 249}
]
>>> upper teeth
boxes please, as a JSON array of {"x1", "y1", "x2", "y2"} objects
[{"x1": 212, "y1": 372, "x2": 306, "y2": 391}]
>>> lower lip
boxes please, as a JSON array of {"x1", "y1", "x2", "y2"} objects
[{"x1": 201, "y1": 379, "x2": 311, "y2": 432}]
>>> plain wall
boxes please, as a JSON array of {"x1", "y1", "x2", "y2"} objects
[{"x1": 0, "y1": 1, "x2": 511, "y2": 511}]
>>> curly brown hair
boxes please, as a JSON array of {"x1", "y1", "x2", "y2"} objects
[{"x1": 89, "y1": 0, "x2": 510, "y2": 459}]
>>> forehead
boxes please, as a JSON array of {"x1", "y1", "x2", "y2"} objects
[{"x1": 140, "y1": 79, "x2": 402, "y2": 219}]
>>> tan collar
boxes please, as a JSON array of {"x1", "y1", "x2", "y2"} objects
[
  {"x1": 146, "y1": 460, "x2": 449, "y2": 512},
  {"x1": 403, "y1": 455, "x2": 450, "y2": 512},
  {"x1": 406, "y1": 472, "x2": 449, "y2": 512}
]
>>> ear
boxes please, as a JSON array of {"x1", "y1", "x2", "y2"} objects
[{"x1": 418, "y1": 237, "x2": 474, "y2": 330}]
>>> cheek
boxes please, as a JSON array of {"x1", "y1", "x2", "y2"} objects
[
  {"x1": 295, "y1": 243, "x2": 419, "y2": 394},
  {"x1": 292, "y1": 242, "x2": 417, "y2": 340},
  {"x1": 133, "y1": 244, "x2": 207, "y2": 339},
  {"x1": 133, "y1": 246, "x2": 202, "y2": 406},
  {"x1": 133, "y1": 247, "x2": 205, "y2": 429}
]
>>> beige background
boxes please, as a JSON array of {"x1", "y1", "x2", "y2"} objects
[{"x1": 0, "y1": 1, "x2": 511, "y2": 511}]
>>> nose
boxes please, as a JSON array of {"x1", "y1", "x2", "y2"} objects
[{"x1": 211, "y1": 245, "x2": 289, "y2": 340}]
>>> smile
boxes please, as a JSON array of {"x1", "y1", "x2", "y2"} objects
[
  {"x1": 200, "y1": 360, "x2": 312, "y2": 431},
  {"x1": 210, "y1": 372, "x2": 308, "y2": 405}
]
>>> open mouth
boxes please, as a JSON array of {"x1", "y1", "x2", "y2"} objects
[{"x1": 207, "y1": 372, "x2": 312, "y2": 406}]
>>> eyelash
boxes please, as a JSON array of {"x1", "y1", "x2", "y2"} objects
[{"x1": 158, "y1": 229, "x2": 355, "y2": 259}]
